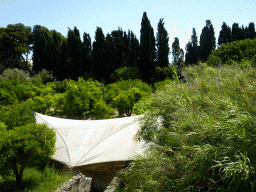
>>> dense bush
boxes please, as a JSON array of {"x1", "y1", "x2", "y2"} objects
[
  {"x1": 62, "y1": 77, "x2": 104, "y2": 116},
  {"x1": 92, "y1": 99, "x2": 115, "y2": 120},
  {"x1": 206, "y1": 38, "x2": 256, "y2": 67},
  {"x1": 0, "y1": 68, "x2": 30, "y2": 82},
  {"x1": 36, "y1": 69, "x2": 56, "y2": 84},
  {"x1": 104, "y1": 79, "x2": 152, "y2": 106},
  {"x1": 0, "y1": 79, "x2": 30, "y2": 105}
]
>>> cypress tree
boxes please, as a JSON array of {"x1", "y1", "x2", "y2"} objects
[
  {"x1": 81, "y1": 32, "x2": 92, "y2": 75},
  {"x1": 123, "y1": 31, "x2": 129, "y2": 67},
  {"x1": 65, "y1": 27, "x2": 83, "y2": 80},
  {"x1": 231, "y1": 23, "x2": 240, "y2": 42},
  {"x1": 244, "y1": 26, "x2": 250, "y2": 39},
  {"x1": 150, "y1": 26, "x2": 157, "y2": 79},
  {"x1": 91, "y1": 27, "x2": 105, "y2": 81},
  {"x1": 248, "y1": 22, "x2": 255, "y2": 39},
  {"x1": 191, "y1": 28, "x2": 200, "y2": 64},
  {"x1": 129, "y1": 31, "x2": 138, "y2": 68},
  {"x1": 199, "y1": 20, "x2": 216, "y2": 63},
  {"x1": 139, "y1": 12, "x2": 152, "y2": 84},
  {"x1": 218, "y1": 22, "x2": 232, "y2": 47},
  {"x1": 32, "y1": 25, "x2": 51, "y2": 74},
  {"x1": 156, "y1": 18, "x2": 169, "y2": 68},
  {"x1": 185, "y1": 41, "x2": 193, "y2": 66},
  {"x1": 58, "y1": 38, "x2": 68, "y2": 81},
  {"x1": 73, "y1": 26, "x2": 83, "y2": 80}
]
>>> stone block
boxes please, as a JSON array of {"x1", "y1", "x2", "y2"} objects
[{"x1": 55, "y1": 173, "x2": 92, "y2": 192}]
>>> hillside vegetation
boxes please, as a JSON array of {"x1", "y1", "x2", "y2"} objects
[
  {"x1": 0, "y1": 37, "x2": 256, "y2": 191},
  {"x1": 116, "y1": 59, "x2": 256, "y2": 191}
]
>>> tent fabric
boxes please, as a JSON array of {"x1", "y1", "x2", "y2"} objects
[{"x1": 32, "y1": 112, "x2": 156, "y2": 169}]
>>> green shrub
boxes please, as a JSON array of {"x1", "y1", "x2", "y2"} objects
[
  {"x1": 0, "y1": 68, "x2": 30, "y2": 82},
  {"x1": 93, "y1": 99, "x2": 115, "y2": 120}
]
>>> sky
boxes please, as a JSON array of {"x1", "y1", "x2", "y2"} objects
[{"x1": 1, "y1": 0, "x2": 256, "y2": 63}]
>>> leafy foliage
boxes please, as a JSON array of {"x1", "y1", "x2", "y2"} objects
[
  {"x1": 37, "y1": 69, "x2": 55, "y2": 84},
  {"x1": 0, "y1": 68, "x2": 30, "y2": 82},
  {"x1": 0, "y1": 122, "x2": 56, "y2": 188},
  {"x1": 206, "y1": 38, "x2": 256, "y2": 67},
  {"x1": 62, "y1": 77, "x2": 104, "y2": 116},
  {"x1": 93, "y1": 99, "x2": 115, "y2": 120},
  {"x1": 0, "y1": 23, "x2": 33, "y2": 74}
]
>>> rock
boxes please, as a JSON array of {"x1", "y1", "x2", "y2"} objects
[
  {"x1": 104, "y1": 177, "x2": 123, "y2": 192},
  {"x1": 55, "y1": 173, "x2": 92, "y2": 192}
]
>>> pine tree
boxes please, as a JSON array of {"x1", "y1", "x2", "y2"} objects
[
  {"x1": 199, "y1": 20, "x2": 216, "y2": 63},
  {"x1": 0, "y1": 23, "x2": 33, "y2": 74},
  {"x1": 139, "y1": 12, "x2": 152, "y2": 84},
  {"x1": 218, "y1": 22, "x2": 232, "y2": 47}
]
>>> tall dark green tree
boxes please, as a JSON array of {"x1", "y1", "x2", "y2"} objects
[
  {"x1": 66, "y1": 27, "x2": 76, "y2": 80},
  {"x1": 139, "y1": 12, "x2": 152, "y2": 84},
  {"x1": 231, "y1": 23, "x2": 240, "y2": 42},
  {"x1": 103, "y1": 33, "x2": 113, "y2": 83},
  {"x1": 81, "y1": 32, "x2": 92, "y2": 75},
  {"x1": 248, "y1": 22, "x2": 255, "y2": 40},
  {"x1": 58, "y1": 38, "x2": 68, "y2": 81},
  {"x1": 191, "y1": 28, "x2": 200, "y2": 64},
  {"x1": 218, "y1": 22, "x2": 232, "y2": 47},
  {"x1": 43, "y1": 30, "x2": 65, "y2": 79},
  {"x1": 127, "y1": 30, "x2": 139, "y2": 68},
  {"x1": 156, "y1": 18, "x2": 169, "y2": 68},
  {"x1": 239, "y1": 25, "x2": 245, "y2": 41},
  {"x1": 150, "y1": 26, "x2": 157, "y2": 79},
  {"x1": 199, "y1": 20, "x2": 216, "y2": 63},
  {"x1": 32, "y1": 25, "x2": 52, "y2": 74},
  {"x1": 243, "y1": 26, "x2": 250, "y2": 40},
  {"x1": 123, "y1": 31, "x2": 129, "y2": 67},
  {"x1": 110, "y1": 30, "x2": 126, "y2": 70},
  {"x1": 185, "y1": 41, "x2": 193, "y2": 66},
  {"x1": 91, "y1": 27, "x2": 105, "y2": 81}
]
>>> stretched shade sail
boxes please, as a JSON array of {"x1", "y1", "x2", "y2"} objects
[{"x1": 32, "y1": 112, "x2": 156, "y2": 169}]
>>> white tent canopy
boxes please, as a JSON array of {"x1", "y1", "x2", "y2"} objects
[{"x1": 33, "y1": 112, "x2": 157, "y2": 169}]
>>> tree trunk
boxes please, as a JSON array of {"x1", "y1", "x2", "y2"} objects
[{"x1": 11, "y1": 161, "x2": 25, "y2": 189}]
